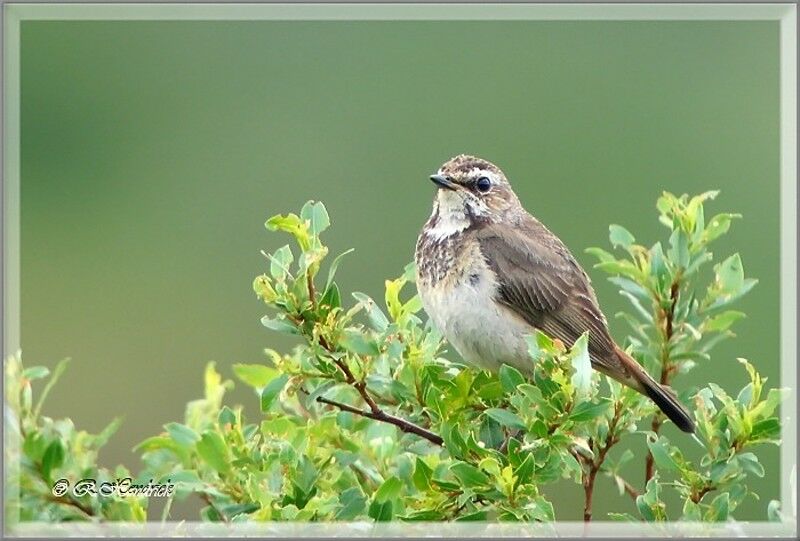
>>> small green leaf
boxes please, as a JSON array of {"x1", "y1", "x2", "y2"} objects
[
  {"x1": 499, "y1": 364, "x2": 525, "y2": 393},
  {"x1": 609, "y1": 224, "x2": 636, "y2": 249},
  {"x1": 450, "y1": 462, "x2": 490, "y2": 487},
  {"x1": 704, "y1": 213, "x2": 740, "y2": 243},
  {"x1": 368, "y1": 499, "x2": 393, "y2": 521},
  {"x1": 352, "y1": 292, "x2": 390, "y2": 331},
  {"x1": 374, "y1": 477, "x2": 402, "y2": 503},
  {"x1": 750, "y1": 418, "x2": 780, "y2": 442},
  {"x1": 268, "y1": 244, "x2": 294, "y2": 279},
  {"x1": 708, "y1": 492, "x2": 729, "y2": 521},
  {"x1": 325, "y1": 249, "x2": 355, "y2": 292},
  {"x1": 715, "y1": 253, "x2": 744, "y2": 293},
  {"x1": 585, "y1": 247, "x2": 615, "y2": 263},
  {"x1": 412, "y1": 458, "x2": 433, "y2": 491},
  {"x1": 260, "y1": 316, "x2": 298, "y2": 335},
  {"x1": 705, "y1": 310, "x2": 746, "y2": 332},
  {"x1": 568, "y1": 400, "x2": 611, "y2": 422},
  {"x1": 165, "y1": 422, "x2": 201, "y2": 448},
  {"x1": 336, "y1": 487, "x2": 366, "y2": 520},
  {"x1": 41, "y1": 439, "x2": 65, "y2": 481},
  {"x1": 646, "y1": 436, "x2": 678, "y2": 472},
  {"x1": 485, "y1": 408, "x2": 525, "y2": 430},
  {"x1": 22, "y1": 366, "x2": 50, "y2": 381},
  {"x1": 232, "y1": 363, "x2": 276, "y2": 389},
  {"x1": 260, "y1": 374, "x2": 289, "y2": 412},
  {"x1": 301, "y1": 200, "x2": 330, "y2": 236},
  {"x1": 196, "y1": 430, "x2": 230, "y2": 474},
  {"x1": 340, "y1": 330, "x2": 381, "y2": 356},
  {"x1": 319, "y1": 282, "x2": 341, "y2": 310},
  {"x1": 218, "y1": 406, "x2": 236, "y2": 427}
]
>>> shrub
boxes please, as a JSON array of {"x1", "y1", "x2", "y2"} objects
[{"x1": 8, "y1": 193, "x2": 787, "y2": 524}]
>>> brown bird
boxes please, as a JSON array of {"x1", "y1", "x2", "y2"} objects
[{"x1": 414, "y1": 154, "x2": 694, "y2": 433}]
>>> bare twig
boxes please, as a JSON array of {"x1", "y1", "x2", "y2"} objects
[
  {"x1": 313, "y1": 329, "x2": 442, "y2": 445},
  {"x1": 315, "y1": 395, "x2": 443, "y2": 446},
  {"x1": 645, "y1": 279, "x2": 680, "y2": 485},
  {"x1": 582, "y1": 402, "x2": 623, "y2": 521}
]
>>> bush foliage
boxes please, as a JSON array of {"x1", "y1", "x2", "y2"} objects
[{"x1": 6, "y1": 192, "x2": 788, "y2": 524}]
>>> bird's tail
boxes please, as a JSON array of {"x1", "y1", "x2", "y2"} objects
[{"x1": 608, "y1": 345, "x2": 695, "y2": 433}]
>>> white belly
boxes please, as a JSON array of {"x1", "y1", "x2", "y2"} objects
[{"x1": 418, "y1": 267, "x2": 533, "y2": 373}]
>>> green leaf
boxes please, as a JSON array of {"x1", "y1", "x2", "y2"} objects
[
  {"x1": 585, "y1": 247, "x2": 615, "y2": 263},
  {"x1": 750, "y1": 418, "x2": 780, "y2": 442},
  {"x1": 450, "y1": 462, "x2": 490, "y2": 487},
  {"x1": 196, "y1": 430, "x2": 230, "y2": 474},
  {"x1": 232, "y1": 363, "x2": 276, "y2": 389},
  {"x1": 412, "y1": 458, "x2": 433, "y2": 491},
  {"x1": 319, "y1": 282, "x2": 341, "y2": 310},
  {"x1": 300, "y1": 200, "x2": 330, "y2": 236},
  {"x1": 568, "y1": 400, "x2": 611, "y2": 423},
  {"x1": 260, "y1": 316, "x2": 298, "y2": 335},
  {"x1": 708, "y1": 492, "x2": 729, "y2": 521},
  {"x1": 41, "y1": 439, "x2": 65, "y2": 481},
  {"x1": 22, "y1": 366, "x2": 50, "y2": 381},
  {"x1": 737, "y1": 452, "x2": 765, "y2": 477},
  {"x1": 715, "y1": 253, "x2": 744, "y2": 293},
  {"x1": 704, "y1": 310, "x2": 746, "y2": 333},
  {"x1": 340, "y1": 330, "x2": 381, "y2": 356},
  {"x1": 352, "y1": 292, "x2": 390, "y2": 331},
  {"x1": 499, "y1": 364, "x2": 525, "y2": 393},
  {"x1": 260, "y1": 374, "x2": 289, "y2": 412},
  {"x1": 750, "y1": 387, "x2": 789, "y2": 420},
  {"x1": 368, "y1": 499, "x2": 393, "y2": 521},
  {"x1": 514, "y1": 452, "x2": 535, "y2": 487},
  {"x1": 218, "y1": 406, "x2": 236, "y2": 427},
  {"x1": 268, "y1": 244, "x2": 294, "y2": 279},
  {"x1": 703, "y1": 213, "x2": 740, "y2": 243},
  {"x1": 374, "y1": 477, "x2": 402, "y2": 503},
  {"x1": 485, "y1": 408, "x2": 525, "y2": 430},
  {"x1": 325, "y1": 248, "x2": 355, "y2": 292},
  {"x1": 646, "y1": 436, "x2": 678, "y2": 472},
  {"x1": 165, "y1": 422, "x2": 201, "y2": 448},
  {"x1": 33, "y1": 358, "x2": 69, "y2": 420},
  {"x1": 609, "y1": 224, "x2": 636, "y2": 249},
  {"x1": 336, "y1": 487, "x2": 366, "y2": 520}
]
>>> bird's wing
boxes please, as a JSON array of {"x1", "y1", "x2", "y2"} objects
[{"x1": 474, "y1": 219, "x2": 618, "y2": 367}]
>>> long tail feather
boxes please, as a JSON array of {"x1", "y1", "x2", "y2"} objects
[{"x1": 610, "y1": 346, "x2": 695, "y2": 434}]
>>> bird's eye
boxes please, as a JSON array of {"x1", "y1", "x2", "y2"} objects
[{"x1": 476, "y1": 176, "x2": 492, "y2": 193}]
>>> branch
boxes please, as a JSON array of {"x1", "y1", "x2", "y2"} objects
[
  {"x1": 583, "y1": 402, "x2": 623, "y2": 521},
  {"x1": 312, "y1": 333, "x2": 442, "y2": 446},
  {"x1": 315, "y1": 395, "x2": 443, "y2": 446},
  {"x1": 645, "y1": 279, "x2": 680, "y2": 484}
]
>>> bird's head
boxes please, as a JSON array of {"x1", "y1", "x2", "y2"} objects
[{"x1": 428, "y1": 154, "x2": 521, "y2": 225}]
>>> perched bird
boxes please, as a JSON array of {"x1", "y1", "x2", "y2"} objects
[{"x1": 414, "y1": 154, "x2": 695, "y2": 433}]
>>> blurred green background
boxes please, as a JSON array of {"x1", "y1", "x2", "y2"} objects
[{"x1": 20, "y1": 20, "x2": 779, "y2": 520}]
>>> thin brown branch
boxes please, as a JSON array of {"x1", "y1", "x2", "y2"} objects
[
  {"x1": 301, "y1": 295, "x2": 442, "y2": 446},
  {"x1": 47, "y1": 494, "x2": 95, "y2": 518},
  {"x1": 583, "y1": 403, "x2": 623, "y2": 522},
  {"x1": 645, "y1": 279, "x2": 680, "y2": 485},
  {"x1": 316, "y1": 396, "x2": 443, "y2": 446},
  {"x1": 691, "y1": 484, "x2": 715, "y2": 504},
  {"x1": 306, "y1": 271, "x2": 317, "y2": 311}
]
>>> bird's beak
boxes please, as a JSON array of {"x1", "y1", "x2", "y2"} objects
[{"x1": 430, "y1": 174, "x2": 457, "y2": 191}]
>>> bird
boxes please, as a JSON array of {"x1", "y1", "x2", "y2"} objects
[{"x1": 414, "y1": 154, "x2": 695, "y2": 433}]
